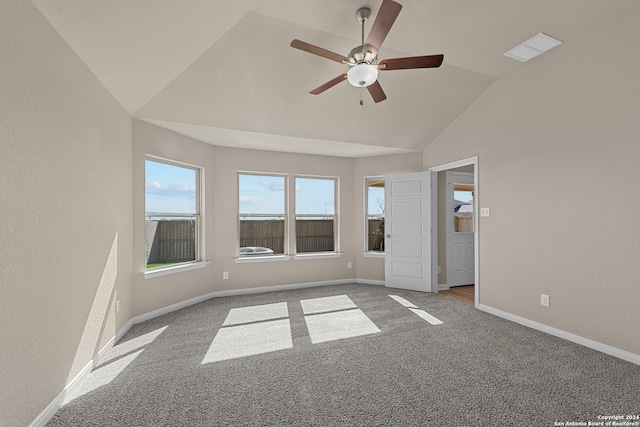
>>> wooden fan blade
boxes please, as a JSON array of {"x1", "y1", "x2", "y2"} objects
[
  {"x1": 362, "y1": 0, "x2": 402, "y2": 58},
  {"x1": 379, "y1": 54, "x2": 444, "y2": 70},
  {"x1": 367, "y1": 80, "x2": 387, "y2": 103},
  {"x1": 290, "y1": 39, "x2": 348, "y2": 64},
  {"x1": 310, "y1": 74, "x2": 348, "y2": 95}
]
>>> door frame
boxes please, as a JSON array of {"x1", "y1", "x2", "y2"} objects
[{"x1": 428, "y1": 156, "x2": 479, "y2": 307}]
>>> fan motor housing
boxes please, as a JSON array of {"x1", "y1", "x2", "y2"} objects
[
  {"x1": 348, "y1": 46, "x2": 377, "y2": 65},
  {"x1": 348, "y1": 46, "x2": 366, "y2": 63}
]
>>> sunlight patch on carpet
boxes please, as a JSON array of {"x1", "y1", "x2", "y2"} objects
[
  {"x1": 64, "y1": 349, "x2": 144, "y2": 404},
  {"x1": 300, "y1": 295, "x2": 357, "y2": 314},
  {"x1": 304, "y1": 309, "x2": 381, "y2": 344},
  {"x1": 409, "y1": 308, "x2": 443, "y2": 325},
  {"x1": 388, "y1": 295, "x2": 418, "y2": 308},
  {"x1": 102, "y1": 325, "x2": 168, "y2": 364},
  {"x1": 202, "y1": 319, "x2": 292, "y2": 363},
  {"x1": 222, "y1": 302, "x2": 289, "y2": 326}
]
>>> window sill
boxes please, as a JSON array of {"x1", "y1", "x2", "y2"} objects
[
  {"x1": 144, "y1": 261, "x2": 209, "y2": 279},
  {"x1": 235, "y1": 255, "x2": 291, "y2": 264},
  {"x1": 362, "y1": 251, "x2": 385, "y2": 258},
  {"x1": 293, "y1": 253, "x2": 343, "y2": 261}
]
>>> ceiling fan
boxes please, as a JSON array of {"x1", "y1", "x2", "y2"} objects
[{"x1": 290, "y1": 0, "x2": 444, "y2": 104}]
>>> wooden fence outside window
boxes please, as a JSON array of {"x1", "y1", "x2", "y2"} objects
[{"x1": 146, "y1": 219, "x2": 387, "y2": 263}]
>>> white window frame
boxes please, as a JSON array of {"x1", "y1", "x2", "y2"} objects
[
  {"x1": 144, "y1": 156, "x2": 206, "y2": 278},
  {"x1": 364, "y1": 176, "x2": 385, "y2": 257},
  {"x1": 293, "y1": 175, "x2": 340, "y2": 256},
  {"x1": 237, "y1": 172, "x2": 289, "y2": 259}
]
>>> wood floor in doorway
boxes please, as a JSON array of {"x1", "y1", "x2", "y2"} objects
[{"x1": 439, "y1": 285, "x2": 474, "y2": 306}]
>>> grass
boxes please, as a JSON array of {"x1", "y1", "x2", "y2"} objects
[{"x1": 146, "y1": 262, "x2": 182, "y2": 269}]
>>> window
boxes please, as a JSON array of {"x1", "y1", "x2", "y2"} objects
[
  {"x1": 365, "y1": 177, "x2": 385, "y2": 252},
  {"x1": 453, "y1": 184, "x2": 474, "y2": 233},
  {"x1": 295, "y1": 176, "x2": 338, "y2": 253},
  {"x1": 145, "y1": 158, "x2": 201, "y2": 270},
  {"x1": 238, "y1": 173, "x2": 286, "y2": 256}
]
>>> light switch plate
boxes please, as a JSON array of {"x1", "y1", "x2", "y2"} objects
[{"x1": 480, "y1": 207, "x2": 490, "y2": 217}]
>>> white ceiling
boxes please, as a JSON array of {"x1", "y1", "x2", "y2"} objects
[{"x1": 30, "y1": 0, "x2": 640, "y2": 157}]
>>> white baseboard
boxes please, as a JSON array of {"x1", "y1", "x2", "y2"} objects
[
  {"x1": 93, "y1": 336, "x2": 115, "y2": 367},
  {"x1": 32, "y1": 278, "x2": 362, "y2": 425},
  {"x1": 131, "y1": 279, "x2": 354, "y2": 325},
  {"x1": 25, "y1": 275, "x2": 356, "y2": 426},
  {"x1": 30, "y1": 321, "x2": 137, "y2": 427},
  {"x1": 477, "y1": 303, "x2": 640, "y2": 366},
  {"x1": 355, "y1": 278, "x2": 385, "y2": 286},
  {"x1": 44, "y1": 280, "x2": 635, "y2": 427},
  {"x1": 114, "y1": 318, "x2": 136, "y2": 345},
  {"x1": 438, "y1": 284, "x2": 450, "y2": 291},
  {"x1": 29, "y1": 359, "x2": 93, "y2": 427}
]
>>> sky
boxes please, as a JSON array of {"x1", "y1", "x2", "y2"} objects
[
  {"x1": 145, "y1": 160, "x2": 197, "y2": 214},
  {"x1": 239, "y1": 174, "x2": 335, "y2": 215},
  {"x1": 455, "y1": 190, "x2": 473, "y2": 203},
  {"x1": 145, "y1": 161, "x2": 472, "y2": 216},
  {"x1": 238, "y1": 174, "x2": 286, "y2": 215},
  {"x1": 367, "y1": 186, "x2": 384, "y2": 215}
]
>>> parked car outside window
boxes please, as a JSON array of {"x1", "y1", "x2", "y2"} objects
[{"x1": 239, "y1": 247, "x2": 274, "y2": 255}]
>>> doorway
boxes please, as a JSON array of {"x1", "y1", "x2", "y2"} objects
[
  {"x1": 446, "y1": 171, "x2": 475, "y2": 287},
  {"x1": 429, "y1": 157, "x2": 479, "y2": 307}
]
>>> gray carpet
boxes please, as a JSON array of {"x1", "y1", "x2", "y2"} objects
[{"x1": 47, "y1": 284, "x2": 640, "y2": 426}]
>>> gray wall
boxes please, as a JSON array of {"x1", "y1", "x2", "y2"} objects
[
  {"x1": 5, "y1": 1, "x2": 640, "y2": 424},
  {"x1": 133, "y1": 122, "x2": 424, "y2": 315},
  {"x1": 133, "y1": 121, "x2": 361, "y2": 316},
  {"x1": 0, "y1": 1, "x2": 133, "y2": 425},
  {"x1": 424, "y1": 6, "x2": 640, "y2": 356}
]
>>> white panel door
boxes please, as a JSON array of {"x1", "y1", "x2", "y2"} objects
[
  {"x1": 384, "y1": 172, "x2": 435, "y2": 292},
  {"x1": 447, "y1": 171, "x2": 475, "y2": 286}
]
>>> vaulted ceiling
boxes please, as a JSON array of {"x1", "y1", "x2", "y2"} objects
[{"x1": 31, "y1": 0, "x2": 640, "y2": 157}]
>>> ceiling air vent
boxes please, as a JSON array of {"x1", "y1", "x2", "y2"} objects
[{"x1": 504, "y1": 33, "x2": 562, "y2": 62}]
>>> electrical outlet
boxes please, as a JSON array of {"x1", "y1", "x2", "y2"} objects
[
  {"x1": 540, "y1": 294, "x2": 550, "y2": 307},
  {"x1": 347, "y1": 261, "x2": 352, "y2": 269},
  {"x1": 480, "y1": 207, "x2": 491, "y2": 217},
  {"x1": 223, "y1": 272, "x2": 229, "y2": 280},
  {"x1": 115, "y1": 300, "x2": 120, "y2": 315}
]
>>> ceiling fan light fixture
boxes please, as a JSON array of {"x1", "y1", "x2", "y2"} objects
[
  {"x1": 290, "y1": 1, "x2": 443, "y2": 102},
  {"x1": 347, "y1": 63, "x2": 378, "y2": 87}
]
